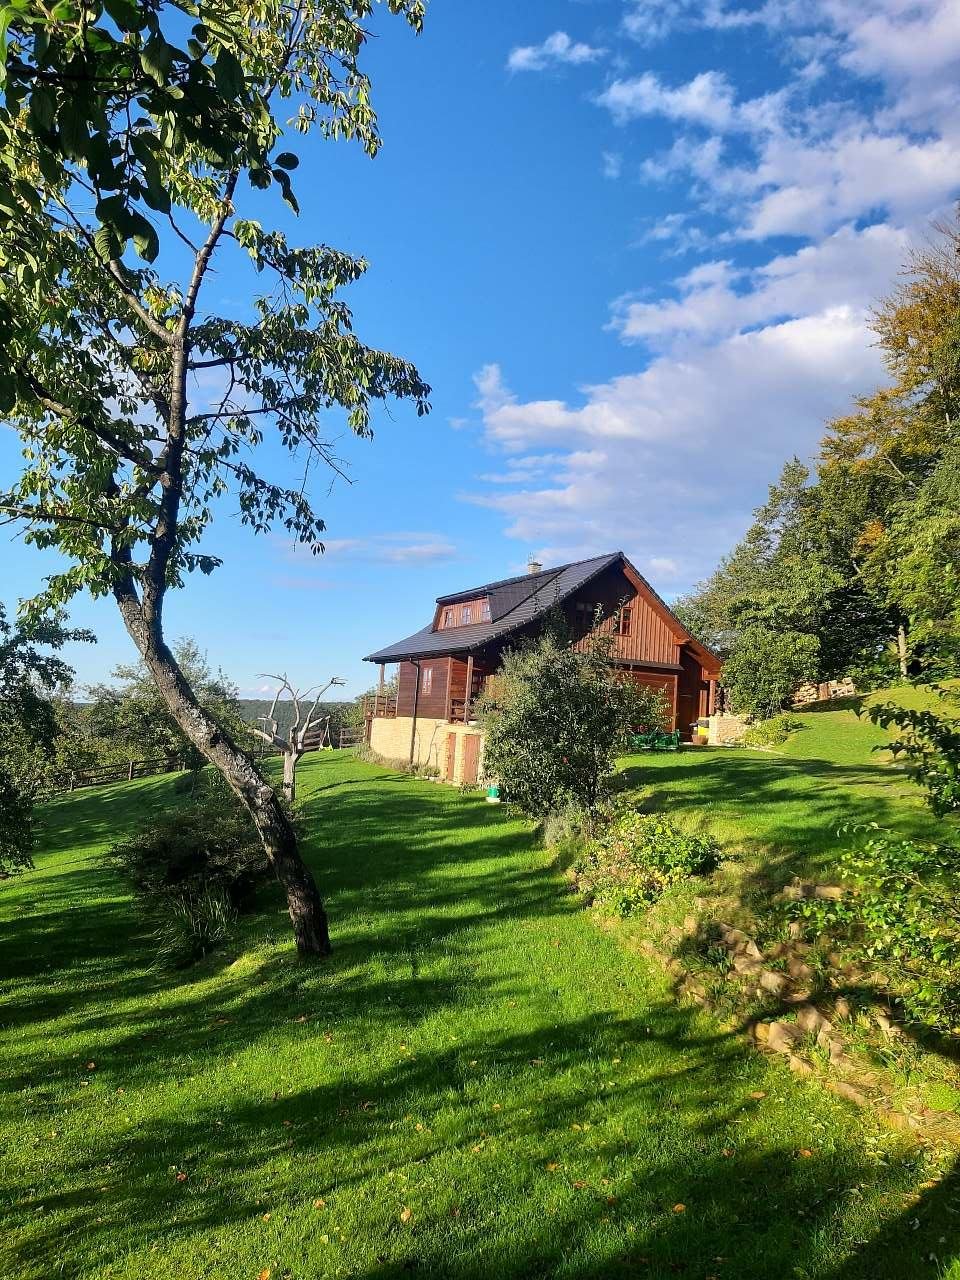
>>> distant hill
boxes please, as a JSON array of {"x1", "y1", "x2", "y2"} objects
[{"x1": 236, "y1": 698, "x2": 355, "y2": 738}]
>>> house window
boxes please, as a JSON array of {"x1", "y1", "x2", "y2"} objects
[
  {"x1": 480, "y1": 599, "x2": 491, "y2": 621},
  {"x1": 618, "y1": 606, "x2": 633, "y2": 636},
  {"x1": 421, "y1": 665, "x2": 433, "y2": 695},
  {"x1": 442, "y1": 608, "x2": 455, "y2": 628},
  {"x1": 461, "y1": 604, "x2": 473, "y2": 624}
]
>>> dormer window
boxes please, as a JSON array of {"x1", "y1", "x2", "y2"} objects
[
  {"x1": 442, "y1": 607, "x2": 455, "y2": 628},
  {"x1": 461, "y1": 604, "x2": 473, "y2": 625},
  {"x1": 480, "y1": 599, "x2": 491, "y2": 620}
]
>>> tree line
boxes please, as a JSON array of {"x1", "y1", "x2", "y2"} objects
[{"x1": 675, "y1": 217, "x2": 960, "y2": 721}]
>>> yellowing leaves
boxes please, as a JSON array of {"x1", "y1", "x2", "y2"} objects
[{"x1": 400, "y1": 1206, "x2": 413, "y2": 1224}]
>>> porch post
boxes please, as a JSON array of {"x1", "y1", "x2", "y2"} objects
[
  {"x1": 464, "y1": 654, "x2": 474, "y2": 722},
  {"x1": 409, "y1": 661, "x2": 421, "y2": 764},
  {"x1": 708, "y1": 678, "x2": 717, "y2": 716}
]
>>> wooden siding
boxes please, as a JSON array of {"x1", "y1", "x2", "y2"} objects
[
  {"x1": 568, "y1": 560, "x2": 680, "y2": 666},
  {"x1": 396, "y1": 657, "x2": 453, "y2": 719},
  {"x1": 622, "y1": 670, "x2": 677, "y2": 729},
  {"x1": 676, "y1": 646, "x2": 709, "y2": 736},
  {"x1": 436, "y1": 597, "x2": 490, "y2": 630}
]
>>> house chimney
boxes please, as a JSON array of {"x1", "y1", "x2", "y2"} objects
[{"x1": 527, "y1": 555, "x2": 543, "y2": 575}]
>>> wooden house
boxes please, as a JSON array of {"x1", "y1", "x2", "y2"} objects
[{"x1": 363, "y1": 551, "x2": 721, "y2": 784}]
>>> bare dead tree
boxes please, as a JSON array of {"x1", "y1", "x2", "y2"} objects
[{"x1": 248, "y1": 675, "x2": 346, "y2": 804}]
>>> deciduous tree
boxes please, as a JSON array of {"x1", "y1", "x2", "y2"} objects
[{"x1": 0, "y1": 1, "x2": 430, "y2": 954}]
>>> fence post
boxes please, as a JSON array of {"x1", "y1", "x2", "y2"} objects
[
  {"x1": 127, "y1": 760, "x2": 135, "y2": 782},
  {"x1": 69, "y1": 772, "x2": 76, "y2": 792}
]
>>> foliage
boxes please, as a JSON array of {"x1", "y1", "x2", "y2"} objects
[
  {"x1": 787, "y1": 827, "x2": 960, "y2": 1030},
  {"x1": 0, "y1": 0, "x2": 430, "y2": 952},
  {"x1": 0, "y1": 602, "x2": 89, "y2": 872},
  {"x1": 103, "y1": 772, "x2": 269, "y2": 912},
  {"x1": 85, "y1": 638, "x2": 244, "y2": 770},
  {"x1": 573, "y1": 809, "x2": 722, "y2": 917},
  {"x1": 478, "y1": 621, "x2": 666, "y2": 818},
  {"x1": 682, "y1": 218, "x2": 960, "y2": 694},
  {"x1": 150, "y1": 883, "x2": 237, "y2": 969},
  {"x1": 742, "y1": 713, "x2": 803, "y2": 748},
  {"x1": 722, "y1": 626, "x2": 819, "y2": 720},
  {"x1": 867, "y1": 686, "x2": 960, "y2": 816}
]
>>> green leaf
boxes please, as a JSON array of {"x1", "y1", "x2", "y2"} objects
[
  {"x1": 274, "y1": 151, "x2": 299, "y2": 170},
  {"x1": 102, "y1": 0, "x2": 143, "y2": 30},
  {"x1": 28, "y1": 86, "x2": 55, "y2": 132},
  {"x1": 213, "y1": 46, "x2": 243, "y2": 99},
  {"x1": 140, "y1": 35, "x2": 172, "y2": 85}
]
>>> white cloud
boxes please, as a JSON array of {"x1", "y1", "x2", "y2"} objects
[
  {"x1": 612, "y1": 221, "x2": 910, "y2": 345},
  {"x1": 602, "y1": 150, "x2": 623, "y2": 180},
  {"x1": 507, "y1": 31, "x2": 605, "y2": 73},
  {"x1": 316, "y1": 533, "x2": 458, "y2": 564},
  {"x1": 598, "y1": 70, "x2": 738, "y2": 130},
  {"x1": 468, "y1": 307, "x2": 882, "y2": 583}
]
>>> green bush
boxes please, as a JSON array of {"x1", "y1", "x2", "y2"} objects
[
  {"x1": 104, "y1": 774, "x2": 269, "y2": 916},
  {"x1": 151, "y1": 884, "x2": 237, "y2": 969},
  {"x1": 574, "y1": 810, "x2": 722, "y2": 917},
  {"x1": 743, "y1": 713, "x2": 802, "y2": 748},
  {"x1": 788, "y1": 827, "x2": 960, "y2": 1030}
]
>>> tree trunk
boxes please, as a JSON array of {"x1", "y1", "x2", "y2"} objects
[
  {"x1": 897, "y1": 623, "x2": 909, "y2": 679},
  {"x1": 114, "y1": 596, "x2": 331, "y2": 956},
  {"x1": 283, "y1": 750, "x2": 296, "y2": 805}
]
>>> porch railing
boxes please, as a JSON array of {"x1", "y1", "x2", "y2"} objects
[{"x1": 364, "y1": 692, "x2": 398, "y2": 719}]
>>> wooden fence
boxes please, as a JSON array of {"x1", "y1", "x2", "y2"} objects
[{"x1": 54, "y1": 756, "x2": 184, "y2": 795}]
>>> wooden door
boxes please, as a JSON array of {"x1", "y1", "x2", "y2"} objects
[
  {"x1": 461, "y1": 734, "x2": 480, "y2": 786},
  {"x1": 444, "y1": 732, "x2": 457, "y2": 782}
]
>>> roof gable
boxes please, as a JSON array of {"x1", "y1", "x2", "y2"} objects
[{"x1": 363, "y1": 551, "x2": 720, "y2": 669}]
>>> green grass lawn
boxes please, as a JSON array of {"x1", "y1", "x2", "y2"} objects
[
  {"x1": 622, "y1": 685, "x2": 954, "y2": 889},
  {"x1": 4, "y1": 751, "x2": 960, "y2": 1279}
]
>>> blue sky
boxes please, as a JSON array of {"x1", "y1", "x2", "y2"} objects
[{"x1": 3, "y1": 0, "x2": 960, "y2": 698}]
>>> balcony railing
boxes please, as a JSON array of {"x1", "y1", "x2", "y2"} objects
[{"x1": 364, "y1": 692, "x2": 398, "y2": 719}]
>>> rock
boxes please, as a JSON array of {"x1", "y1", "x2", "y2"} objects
[
  {"x1": 787, "y1": 956, "x2": 815, "y2": 982},
  {"x1": 812, "y1": 885, "x2": 845, "y2": 900},
  {"x1": 766, "y1": 941, "x2": 789, "y2": 959},
  {"x1": 732, "y1": 953, "x2": 764, "y2": 976},
  {"x1": 816, "y1": 1029, "x2": 845, "y2": 1062},
  {"x1": 788, "y1": 1054, "x2": 813, "y2": 1076},
  {"x1": 682, "y1": 915, "x2": 699, "y2": 937},
  {"x1": 833, "y1": 997, "x2": 852, "y2": 1021},
  {"x1": 752, "y1": 1021, "x2": 770, "y2": 1044},
  {"x1": 787, "y1": 922, "x2": 803, "y2": 940},
  {"x1": 759, "y1": 969, "x2": 790, "y2": 996},
  {"x1": 767, "y1": 1021, "x2": 803, "y2": 1055},
  {"x1": 796, "y1": 1004, "x2": 831, "y2": 1036},
  {"x1": 727, "y1": 931, "x2": 757, "y2": 952},
  {"x1": 828, "y1": 1081, "x2": 868, "y2": 1106},
  {"x1": 874, "y1": 1010, "x2": 900, "y2": 1037}
]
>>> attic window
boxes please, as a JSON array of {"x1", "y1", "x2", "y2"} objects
[
  {"x1": 618, "y1": 606, "x2": 633, "y2": 636},
  {"x1": 442, "y1": 608, "x2": 455, "y2": 628},
  {"x1": 461, "y1": 604, "x2": 473, "y2": 624},
  {"x1": 480, "y1": 599, "x2": 491, "y2": 620}
]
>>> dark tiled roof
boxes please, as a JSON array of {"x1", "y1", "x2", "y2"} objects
[{"x1": 364, "y1": 552, "x2": 622, "y2": 663}]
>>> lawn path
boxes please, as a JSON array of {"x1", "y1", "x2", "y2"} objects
[{"x1": 2, "y1": 753, "x2": 957, "y2": 1279}]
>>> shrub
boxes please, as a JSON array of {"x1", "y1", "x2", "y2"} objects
[
  {"x1": 479, "y1": 621, "x2": 667, "y2": 820},
  {"x1": 867, "y1": 685, "x2": 960, "y2": 816},
  {"x1": 723, "y1": 627, "x2": 820, "y2": 720},
  {"x1": 787, "y1": 827, "x2": 960, "y2": 1030},
  {"x1": 742, "y1": 713, "x2": 802, "y2": 748},
  {"x1": 104, "y1": 774, "x2": 269, "y2": 915},
  {"x1": 574, "y1": 810, "x2": 722, "y2": 917},
  {"x1": 151, "y1": 884, "x2": 237, "y2": 969}
]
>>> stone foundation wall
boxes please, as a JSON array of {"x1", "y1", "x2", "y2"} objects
[
  {"x1": 368, "y1": 716, "x2": 486, "y2": 785},
  {"x1": 708, "y1": 714, "x2": 748, "y2": 746}
]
